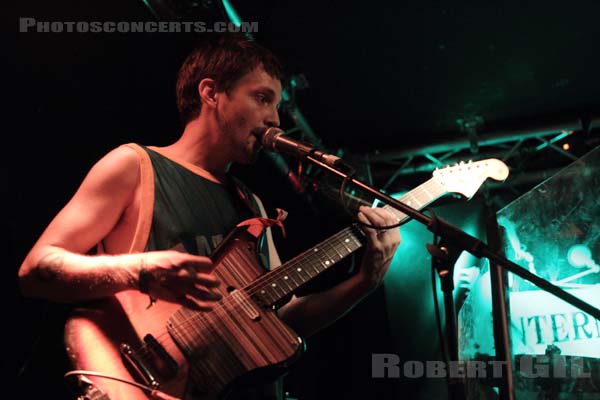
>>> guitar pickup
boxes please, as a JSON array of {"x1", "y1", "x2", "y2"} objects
[{"x1": 230, "y1": 289, "x2": 260, "y2": 320}]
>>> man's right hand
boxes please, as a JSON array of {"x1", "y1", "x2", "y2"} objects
[{"x1": 135, "y1": 250, "x2": 222, "y2": 310}]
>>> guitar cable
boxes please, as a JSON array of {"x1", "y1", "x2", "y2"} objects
[{"x1": 64, "y1": 370, "x2": 178, "y2": 400}]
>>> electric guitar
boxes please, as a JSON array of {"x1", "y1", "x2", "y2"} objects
[{"x1": 66, "y1": 159, "x2": 509, "y2": 399}]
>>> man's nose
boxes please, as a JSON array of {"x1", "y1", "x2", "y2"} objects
[{"x1": 265, "y1": 107, "x2": 280, "y2": 128}]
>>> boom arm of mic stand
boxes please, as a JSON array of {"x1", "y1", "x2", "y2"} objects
[{"x1": 304, "y1": 154, "x2": 600, "y2": 320}]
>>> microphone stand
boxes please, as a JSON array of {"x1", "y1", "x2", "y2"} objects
[{"x1": 303, "y1": 154, "x2": 600, "y2": 400}]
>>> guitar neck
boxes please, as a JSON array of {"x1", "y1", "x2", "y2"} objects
[{"x1": 247, "y1": 177, "x2": 448, "y2": 306}]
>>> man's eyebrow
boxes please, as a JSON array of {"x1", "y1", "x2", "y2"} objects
[
  {"x1": 252, "y1": 86, "x2": 283, "y2": 105},
  {"x1": 253, "y1": 87, "x2": 282, "y2": 104},
  {"x1": 253, "y1": 87, "x2": 276, "y2": 96}
]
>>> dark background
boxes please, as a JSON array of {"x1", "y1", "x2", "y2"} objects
[{"x1": 8, "y1": 1, "x2": 600, "y2": 399}]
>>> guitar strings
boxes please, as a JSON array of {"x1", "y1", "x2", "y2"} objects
[
  {"x1": 129, "y1": 180, "x2": 444, "y2": 360},
  {"x1": 130, "y1": 225, "x2": 358, "y2": 359},
  {"x1": 242, "y1": 179, "x2": 444, "y2": 299}
]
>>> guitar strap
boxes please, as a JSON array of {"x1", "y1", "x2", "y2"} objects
[
  {"x1": 236, "y1": 209, "x2": 288, "y2": 239},
  {"x1": 230, "y1": 176, "x2": 286, "y2": 270}
]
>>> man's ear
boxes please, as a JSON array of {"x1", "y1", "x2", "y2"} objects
[{"x1": 198, "y1": 78, "x2": 218, "y2": 109}]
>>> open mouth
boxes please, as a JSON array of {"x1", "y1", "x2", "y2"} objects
[
  {"x1": 249, "y1": 128, "x2": 265, "y2": 154},
  {"x1": 251, "y1": 127, "x2": 268, "y2": 142}
]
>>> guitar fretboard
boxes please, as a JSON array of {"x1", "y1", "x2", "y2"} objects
[{"x1": 248, "y1": 177, "x2": 447, "y2": 306}]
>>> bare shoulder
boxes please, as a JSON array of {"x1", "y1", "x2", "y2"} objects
[
  {"x1": 87, "y1": 145, "x2": 142, "y2": 185},
  {"x1": 71, "y1": 144, "x2": 145, "y2": 203},
  {"x1": 51, "y1": 144, "x2": 146, "y2": 244}
]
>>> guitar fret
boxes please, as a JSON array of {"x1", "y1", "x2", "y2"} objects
[
  {"x1": 341, "y1": 237, "x2": 353, "y2": 252},
  {"x1": 330, "y1": 240, "x2": 348, "y2": 259},
  {"x1": 268, "y1": 280, "x2": 285, "y2": 298},
  {"x1": 410, "y1": 196, "x2": 422, "y2": 208},
  {"x1": 402, "y1": 193, "x2": 416, "y2": 208},
  {"x1": 383, "y1": 205, "x2": 406, "y2": 222},
  {"x1": 258, "y1": 287, "x2": 276, "y2": 304},
  {"x1": 321, "y1": 245, "x2": 340, "y2": 267},
  {"x1": 323, "y1": 249, "x2": 337, "y2": 265},
  {"x1": 292, "y1": 264, "x2": 310, "y2": 283},
  {"x1": 280, "y1": 274, "x2": 294, "y2": 292},
  {"x1": 308, "y1": 250, "x2": 325, "y2": 275},
  {"x1": 310, "y1": 262, "x2": 323, "y2": 276},
  {"x1": 323, "y1": 242, "x2": 340, "y2": 261},
  {"x1": 422, "y1": 185, "x2": 433, "y2": 199},
  {"x1": 287, "y1": 270, "x2": 300, "y2": 288},
  {"x1": 349, "y1": 233, "x2": 362, "y2": 248},
  {"x1": 316, "y1": 258, "x2": 330, "y2": 270}
]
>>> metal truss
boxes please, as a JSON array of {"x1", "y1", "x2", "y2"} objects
[{"x1": 366, "y1": 117, "x2": 600, "y2": 194}]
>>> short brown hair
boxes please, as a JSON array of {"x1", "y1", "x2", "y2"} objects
[{"x1": 176, "y1": 33, "x2": 283, "y2": 125}]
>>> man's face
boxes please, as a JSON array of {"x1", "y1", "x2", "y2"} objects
[{"x1": 216, "y1": 66, "x2": 282, "y2": 164}]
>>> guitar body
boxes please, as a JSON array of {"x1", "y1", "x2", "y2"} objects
[{"x1": 65, "y1": 226, "x2": 304, "y2": 400}]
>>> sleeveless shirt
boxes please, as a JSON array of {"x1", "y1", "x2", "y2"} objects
[
  {"x1": 142, "y1": 145, "x2": 256, "y2": 255},
  {"x1": 132, "y1": 144, "x2": 283, "y2": 400}
]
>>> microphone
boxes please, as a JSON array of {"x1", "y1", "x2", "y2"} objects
[{"x1": 260, "y1": 127, "x2": 343, "y2": 167}]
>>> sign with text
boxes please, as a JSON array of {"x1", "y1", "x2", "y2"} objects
[{"x1": 510, "y1": 286, "x2": 600, "y2": 358}]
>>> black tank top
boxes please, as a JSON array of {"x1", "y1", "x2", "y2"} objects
[
  {"x1": 139, "y1": 146, "x2": 282, "y2": 400},
  {"x1": 142, "y1": 146, "x2": 257, "y2": 255}
]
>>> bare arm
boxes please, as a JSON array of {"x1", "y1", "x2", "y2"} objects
[
  {"x1": 18, "y1": 146, "x2": 221, "y2": 308},
  {"x1": 278, "y1": 206, "x2": 401, "y2": 337}
]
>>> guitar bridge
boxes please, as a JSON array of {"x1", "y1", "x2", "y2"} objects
[
  {"x1": 120, "y1": 343, "x2": 161, "y2": 390},
  {"x1": 120, "y1": 335, "x2": 179, "y2": 390}
]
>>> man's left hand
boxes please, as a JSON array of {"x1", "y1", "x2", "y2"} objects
[{"x1": 356, "y1": 205, "x2": 401, "y2": 289}]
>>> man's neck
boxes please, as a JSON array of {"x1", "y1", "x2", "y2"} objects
[{"x1": 160, "y1": 118, "x2": 232, "y2": 182}]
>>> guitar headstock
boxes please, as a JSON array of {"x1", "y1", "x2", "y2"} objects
[{"x1": 432, "y1": 158, "x2": 509, "y2": 199}]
